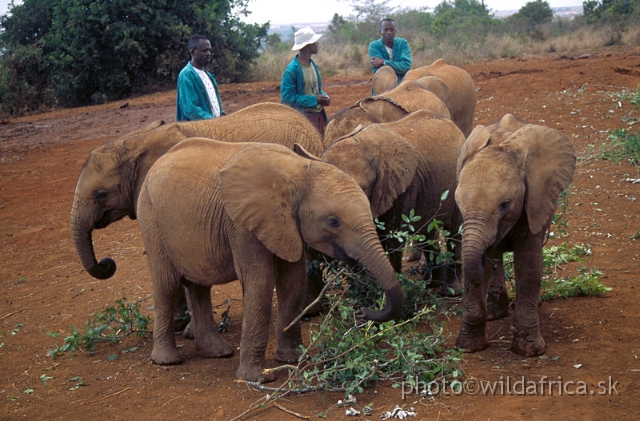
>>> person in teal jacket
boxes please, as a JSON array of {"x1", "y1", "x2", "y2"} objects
[
  {"x1": 176, "y1": 35, "x2": 225, "y2": 121},
  {"x1": 368, "y1": 19, "x2": 412, "y2": 85},
  {"x1": 281, "y1": 27, "x2": 330, "y2": 135}
]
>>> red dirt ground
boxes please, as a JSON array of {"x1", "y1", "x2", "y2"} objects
[{"x1": 1, "y1": 46, "x2": 640, "y2": 420}]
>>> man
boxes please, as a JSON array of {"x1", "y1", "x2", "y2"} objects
[
  {"x1": 176, "y1": 35, "x2": 225, "y2": 121},
  {"x1": 369, "y1": 19, "x2": 412, "y2": 85},
  {"x1": 281, "y1": 27, "x2": 330, "y2": 135}
]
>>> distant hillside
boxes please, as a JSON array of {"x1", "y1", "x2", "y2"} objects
[{"x1": 269, "y1": 6, "x2": 584, "y2": 40}]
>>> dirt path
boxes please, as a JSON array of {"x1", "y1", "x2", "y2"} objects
[{"x1": 1, "y1": 46, "x2": 640, "y2": 420}]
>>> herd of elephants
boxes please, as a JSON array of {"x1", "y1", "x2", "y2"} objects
[{"x1": 69, "y1": 58, "x2": 577, "y2": 383}]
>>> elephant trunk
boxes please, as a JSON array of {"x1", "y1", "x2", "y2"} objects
[
  {"x1": 349, "y1": 231, "x2": 403, "y2": 322},
  {"x1": 460, "y1": 220, "x2": 493, "y2": 283},
  {"x1": 70, "y1": 196, "x2": 116, "y2": 279}
]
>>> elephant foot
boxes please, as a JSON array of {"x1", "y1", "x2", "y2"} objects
[
  {"x1": 486, "y1": 290, "x2": 510, "y2": 321},
  {"x1": 455, "y1": 333, "x2": 489, "y2": 353},
  {"x1": 274, "y1": 346, "x2": 301, "y2": 363},
  {"x1": 195, "y1": 337, "x2": 234, "y2": 358},
  {"x1": 237, "y1": 363, "x2": 276, "y2": 383},
  {"x1": 182, "y1": 321, "x2": 194, "y2": 339},
  {"x1": 151, "y1": 345, "x2": 183, "y2": 365},
  {"x1": 510, "y1": 329, "x2": 546, "y2": 357}
]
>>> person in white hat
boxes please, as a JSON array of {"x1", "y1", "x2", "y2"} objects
[{"x1": 281, "y1": 26, "x2": 331, "y2": 135}]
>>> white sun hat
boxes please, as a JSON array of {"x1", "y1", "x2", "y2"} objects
[{"x1": 291, "y1": 27, "x2": 323, "y2": 51}]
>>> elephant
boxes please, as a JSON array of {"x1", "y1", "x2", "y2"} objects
[
  {"x1": 305, "y1": 109, "x2": 465, "y2": 292},
  {"x1": 136, "y1": 138, "x2": 404, "y2": 382},
  {"x1": 371, "y1": 65, "x2": 397, "y2": 95},
  {"x1": 403, "y1": 59, "x2": 477, "y2": 137},
  {"x1": 324, "y1": 82, "x2": 451, "y2": 146},
  {"x1": 454, "y1": 114, "x2": 576, "y2": 357},
  {"x1": 70, "y1": 101, "x2": 324, "y2": 281}
]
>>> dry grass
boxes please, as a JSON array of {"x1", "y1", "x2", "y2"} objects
[{"x1": 249, "y1": 24, "x2": 639, "y2": 82}]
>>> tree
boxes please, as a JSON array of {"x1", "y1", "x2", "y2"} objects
[
  {"x1": 429, "y1": 0, "x2": 497, "y2": 44},
  {"x1": 511, "y1": 0, "x2": 554, "y2": 25},
  {"x1": 582, "y1": 0, "x2": 640, "y2": 23},
  {"x1": 506, "y1": 0, "x2": 554, "y2": 39},
  {"x1": 344, "y1": 0, "x2": 396, "y2": 23},
  {"x1": 0, "y1": 0, "x2": 268, "y2": 113}
]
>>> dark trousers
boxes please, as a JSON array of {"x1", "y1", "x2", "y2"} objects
[{"x1": 304, "y1": 111, "x2": 325, "y2": 136}]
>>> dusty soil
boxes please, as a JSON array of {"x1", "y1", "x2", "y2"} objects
[{"x1": 2, "y1": 46, "x2": 640, "y2": 420}]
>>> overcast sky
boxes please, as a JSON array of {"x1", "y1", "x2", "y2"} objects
[{"x1": 0, "y1": 0, "x2": 584, "y2": 26}]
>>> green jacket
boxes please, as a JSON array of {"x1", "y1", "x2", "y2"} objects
[
  {"x1": 176, "y1": 62, "x2": 225, "y2": 121},
  {"x1": 280, "y1": 55, "x2": 328, "y2": 124}
]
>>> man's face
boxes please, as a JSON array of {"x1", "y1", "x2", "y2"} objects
[
  {"x1": 191, "y1": 39, "x2": 212, "y2": 69},
  {"x1": 380, "y1": 21, "x2": 396, "y2": 46}
]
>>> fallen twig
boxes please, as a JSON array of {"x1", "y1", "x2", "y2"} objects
[
  {"x1": 1, "y1": 308, "x2": 27, "y2": 320},
  {"x1": 283, "y1": 268, "x2": 344, "y2": 332},
  {"x1": 74, "y1": 387, "x2": 130, "y2": 405},
  {"x1": 274, "y1": 403, "x2": 309, "y2": 419}
]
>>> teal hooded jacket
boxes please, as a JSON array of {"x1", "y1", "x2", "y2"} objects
[
  {"x1": 280, "y1": 55, "x2": 328, "y2": 124},
  {"x1": 176, "y1": 62, "x2": 225, "y2": 121}
]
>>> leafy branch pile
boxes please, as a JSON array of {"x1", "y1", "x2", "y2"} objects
[
  {"x1": 257, "y1": 263, "x2": 463, "y2": 397},
  {"x1": 47, "y1": 296, "x2": 152, "y2": 358}
]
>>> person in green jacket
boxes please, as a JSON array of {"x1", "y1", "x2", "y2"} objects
[
  {"x1": 368, "y1": 19, "x2": 412, "y2": 86},
  {"x1": 281, "y1": 27, "x2": 331, "y2": 135},
  {"x1": 176, "y1": 35, "x2": 225, "y2": 121}
]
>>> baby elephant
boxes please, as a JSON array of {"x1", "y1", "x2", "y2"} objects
[
  {"x1": 454, "y1": 115, "x2": 576, "y2": 357},
  {"x1": 137, "y1": 138, "x2": 403, "y2": 382}
]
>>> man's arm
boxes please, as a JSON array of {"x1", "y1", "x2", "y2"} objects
[
  {"x1": 385, "y1": 38, "x2": 412, "y2": 77},
  {"x1": 368, "y1": 40, "x2": 386, "y2": 72}
]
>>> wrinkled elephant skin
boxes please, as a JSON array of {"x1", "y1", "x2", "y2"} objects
[
  {"x1": 137, "y1": 139, "x2": 404, "y2": 383},
  {"x1": 454, "y1": 114, "x2": 576, "y2": 356}
]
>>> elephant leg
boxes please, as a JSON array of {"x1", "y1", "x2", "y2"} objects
[
  {"x1": 174, "y1": 286, "x2": 192, "y2": 333},
  {"x1": 302, "y1": 249, "x2": 329, "y2": 316},
  {"x1": 234, "y1": 240, "x2": 278, "y2": 383},
  {"x1": 150, "y1": 270, "x2": 183, "y2": 365},
  {"x1": 510, "y1": 237, "x2": 546, "y2": 356},
  {"x1": 236, "y1": 274, "x2": 276, "y2": 383},
  {"x1": 486, "y1": 257, "x2": 509, "y2": 320},
  {"x1": 455, "y1": 257, "x2": 491, "y2": 353},
  {"x1": 273, "y1": 258, "x2": 306, "y2": 363},
  {"x1": 183, "y1": 281, "x2": 234, "y2": 358}
]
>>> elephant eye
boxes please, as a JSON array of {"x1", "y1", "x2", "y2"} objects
[
  {"x1": 327, "y1": 216, "x2": 340, "y2": 228},
  {"x1": 95, "y1": 190, "x2": 108, "y2": 203},
  {"x1": 499, "y1": 199, "x2": 512, "y2": 212}
]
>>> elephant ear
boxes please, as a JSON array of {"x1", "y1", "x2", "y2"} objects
[
  {"x1": 415, "y1": 76, "x2": 451, "y2": 104},
  {"x1": 457, "y1": 124, "x2": 492, "y2": 177},
  {"x1": 501, "y1": 125, "x2": 576, "y2": 234},
  {"x1": 293, "y1": 143, "x2": 321, "y2": 161},
  {"x1": 219, "y1": 144, "x2": 305, "y2": 262},
  {"x1": 364, "y1": 128, "x2": 420, "y2": 217}
]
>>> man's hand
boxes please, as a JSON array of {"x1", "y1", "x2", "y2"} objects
[
  {"x1": 317, "y1": 95, "x2": 330, "y2": 107},
  {"x1": 370, "y1": 57, "x2": 385, "y2": 69}
]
